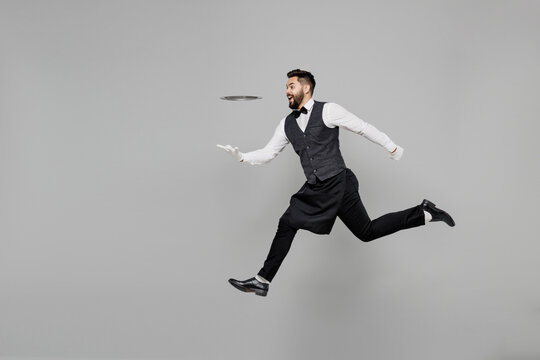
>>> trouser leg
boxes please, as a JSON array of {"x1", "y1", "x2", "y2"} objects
[
  {"x1": 257, "y1": 211, "x2": 298, "y2": 282},
  {"x1": 337, "y1": 187, "x2": 425, "y2": 242}
]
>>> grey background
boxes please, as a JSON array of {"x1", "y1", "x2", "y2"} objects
[{"x1": 1, "y1": 0, "x2": 539, "y2": 359}]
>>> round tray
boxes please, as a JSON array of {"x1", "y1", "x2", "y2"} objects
[{"x1": 220, "y1": 95, "x2": 262, "y2": 101}]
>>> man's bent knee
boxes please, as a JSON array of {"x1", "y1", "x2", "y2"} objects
[
  {"x1": 356, "y1": 233, "x2": 375, "y2": 242},
  {"x1": 352, "y1": 224, "x2": 376, "y2": 242}
]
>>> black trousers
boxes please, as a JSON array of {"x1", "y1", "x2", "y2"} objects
[{"x1": 257, "y1": 177, "x2": 425, "y2": 282}]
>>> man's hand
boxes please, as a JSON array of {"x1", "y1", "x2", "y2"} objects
[
  {"x1": 389, "y1": 146, "x2": 404, "y2": 161},
  {"x1": 216, "y1": 144, "x2": 244, "y2": 162}
]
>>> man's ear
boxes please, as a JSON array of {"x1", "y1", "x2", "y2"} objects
[{"x1": 303, "y1": 84, "x2": 311, "y2": 95}]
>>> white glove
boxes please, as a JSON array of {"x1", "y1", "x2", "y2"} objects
[
  {"x1": 216, "y1": 144, "x2": 244, "y2": 162},
  {"x1": 389, "y1": 145, "x2": 404, "y2": 160}
]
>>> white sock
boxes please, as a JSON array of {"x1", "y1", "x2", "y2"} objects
[
  {"x1": 255, "y1": 275, "x2": 270, "y2": 284},
  {"x1": 424, "y1": 210, "x2": 432, "y2": 223}
]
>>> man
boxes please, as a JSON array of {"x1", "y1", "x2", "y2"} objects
[{"x1": 217, "y1": 69, "x2": 454, "y2": 297}]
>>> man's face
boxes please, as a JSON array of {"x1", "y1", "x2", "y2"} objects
[{"x1": 286, "y1": 77, "x2": 309, "y2": 109}]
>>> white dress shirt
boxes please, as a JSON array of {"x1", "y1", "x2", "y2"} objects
[{"x1": 241, "y1": 98, "x2": 397, "y2": 165}]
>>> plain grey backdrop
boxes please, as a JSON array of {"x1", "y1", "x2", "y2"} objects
[{"x1": 1, "y1": 0, "x2": 539, "y2": 359}]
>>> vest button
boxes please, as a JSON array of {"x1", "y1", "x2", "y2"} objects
[
  {"x1": 306, "y1": 146, "x2": 310, "y2": 149},
  {"x1": 310, "y1": 158, "x2": 313, "y2": 161},
  {"x1": 314, "y1": 169, "x2": 317, "y2": 173}
]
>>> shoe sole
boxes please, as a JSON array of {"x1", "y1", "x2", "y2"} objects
[{"x1": 228, "y1": 280, "x2": 268, "y2": 297}]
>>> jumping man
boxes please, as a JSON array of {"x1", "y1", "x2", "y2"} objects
[{"x1": 217, "y1": 69, "x2": 454, "y2": 297}]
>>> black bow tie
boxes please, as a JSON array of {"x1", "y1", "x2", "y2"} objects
[{"x1": 293, "y1": 107, "x2": 308, "y2": 118}]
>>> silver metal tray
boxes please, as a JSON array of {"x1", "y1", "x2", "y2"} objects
[{"x1": 220, "y1": 95, "x2": 262, "y2": 101}]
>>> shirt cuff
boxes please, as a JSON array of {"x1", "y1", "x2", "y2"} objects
[{"x1": 385, "y1": 142, "x2": 397, "y2": 153}]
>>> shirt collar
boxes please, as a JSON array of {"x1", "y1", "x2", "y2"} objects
[{"x1": 303, "y1": 98, "x2": 315, "y2": 111}]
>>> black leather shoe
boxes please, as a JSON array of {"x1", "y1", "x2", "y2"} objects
[
  {"x1": 228, "y1": 277, "x2": 269, "y2": 297},
  {"x1": 422, "y1": 199, "x2": 455, "y2": 227}
]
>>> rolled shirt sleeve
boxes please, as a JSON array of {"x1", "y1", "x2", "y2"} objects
[{"x1": 323, "y1": 102, "x2": 397, "y2": 153}]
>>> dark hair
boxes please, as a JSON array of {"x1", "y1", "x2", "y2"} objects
[{"x1": 287, "y1": 69, "x2": 316, "y2": 95}]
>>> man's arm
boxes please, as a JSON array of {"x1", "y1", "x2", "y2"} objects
[
  {"x1": 323, "y1": 102, "x2": 403, "y2": 159},
  {"x1": 217, "y1": 118, "x2": 290, "y2": 165}
]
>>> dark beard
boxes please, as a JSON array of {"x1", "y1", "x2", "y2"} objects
[{"x1": 288, "y1": 92, "x2": 304, "y2": 110}]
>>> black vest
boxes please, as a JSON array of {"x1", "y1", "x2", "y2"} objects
[{"x1": 285, "y1": 101, "x2": 347, "y2": 184}]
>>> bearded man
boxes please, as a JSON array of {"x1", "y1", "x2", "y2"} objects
[{"x1": 217, "y1": 69, "x2": 454, "y2": 297}]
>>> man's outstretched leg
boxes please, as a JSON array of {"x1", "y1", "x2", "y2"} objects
[
  {"x1": 228, "y1": 213, "x2": 298, "y2": 296},
  {"x1": 337, "y1": 179, "x2": 454, "y2": 242}
]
